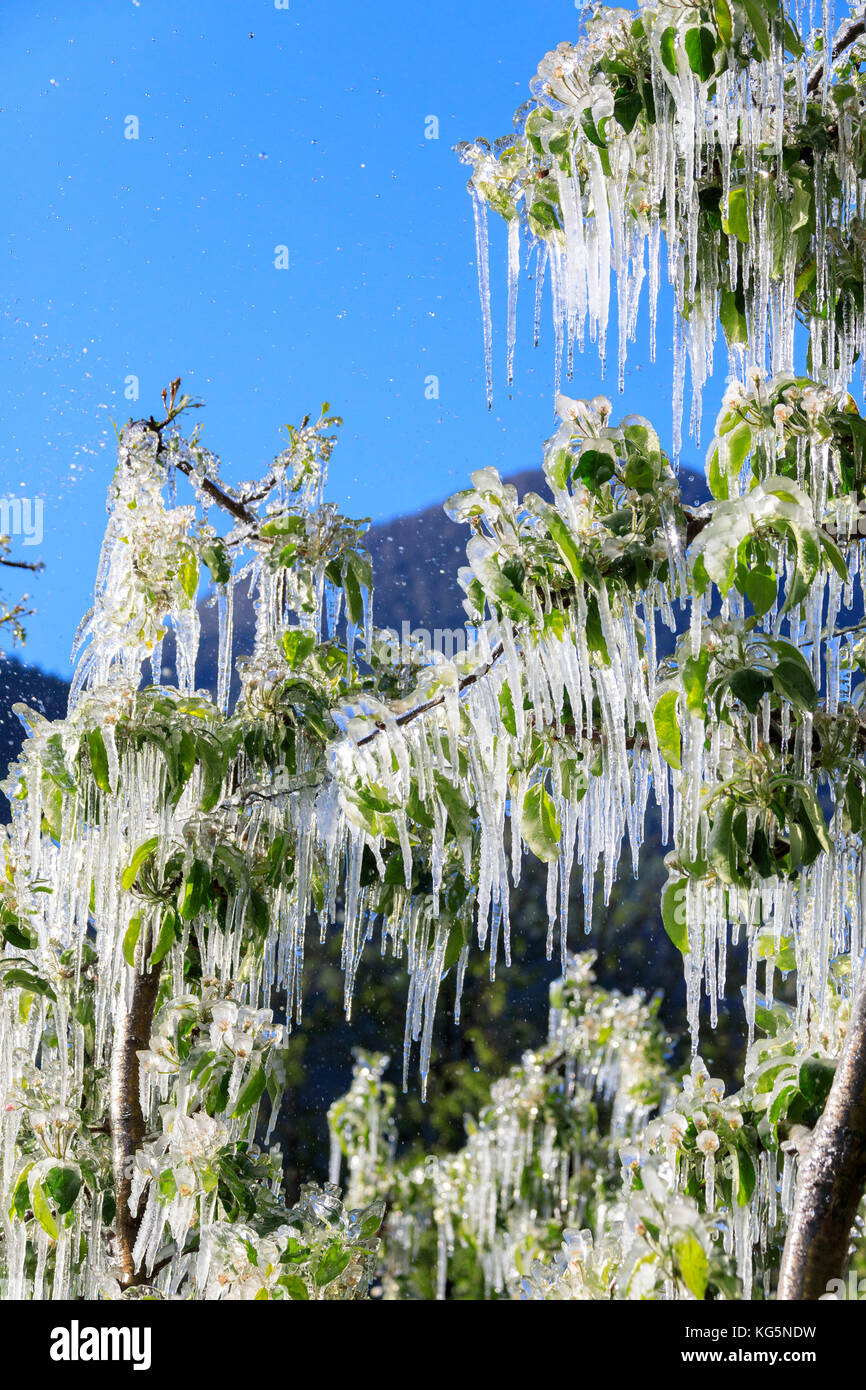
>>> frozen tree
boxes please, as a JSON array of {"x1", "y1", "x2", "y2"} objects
[{"x1": 4, "y1": 0, "x2": 866, "y2": 1304}]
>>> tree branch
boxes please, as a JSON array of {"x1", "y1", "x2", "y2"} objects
[
  {"x1": 0, "y1": 557, "x2": 43, "y2": 573},
  {"x1": 807, "y1": 15, "x2": 866, "y2": 96},
  {"x1": 355, "y1": 643, "x2": 505, "y2": 747},
  {"x1": 139, "y1": 418, "x2": 259, "y2": 529},
  {"x1": 110, "y1": 955, "x2": 163, "y2": 1289},
  {"x1": 777, "y1": 958, "x2": 866, "y2": 1299}
]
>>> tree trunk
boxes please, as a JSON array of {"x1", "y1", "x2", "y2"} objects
[
  {"x1": 777, "y1": 963, "x2": 866, "y2": 1299},
  {"x1": 110, "y1": 957, "x2": 162, "y2": 1289}
]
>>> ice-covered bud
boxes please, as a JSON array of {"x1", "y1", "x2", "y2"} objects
[
  {"x1": 210, "y1": 1001, "x2": 238, "y2": 1033},
  {"x1": 696, "y1": 1130, "x2": 719, "y2": 1155},
  {"x1": 722, "y1": 380, "x2": 745, "y2": 411},
  {"x1": 662, "y1": 1111, "x2": 688, "y2": 1145},
  {"x1": 747, "y1": 364, "x2": 766, "y2": 385},
  {"x1": 773, "y1": 404, "x2": 793, "y2": 430},
  {"x1": 691, "y1": 1109, "x2": 709, "y2": 1131},
  {"x1": 48, "y1": 1105, "x2": 75, "y2": 1128},
  {"x1": 175, "y1": 1165, "x2": 197, "y2": 1198},
  {"x1": 232, "y1": 1033, "x2": 255, "y2": 1061},
  {"x1": 618, "y1": 1146, "x2": 641, "y2": 1172},
  {"x1": 687, "y1": 1057, "x2": 710, "y2": 1092}
]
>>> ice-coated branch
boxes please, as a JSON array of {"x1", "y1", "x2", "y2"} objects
[
  {"x1": 806, "y1": 14, "x2": 866, "y2": 95},
  {"x1": 355, "y1": 642, "x2": 505, "y2": 747},
  {"x1": 141, "y1": 417, "x2": 259, "y2": 529},
  {"x1": 110, "y1": 956, "x2": 163, "y2": 1289},
  {"x1": 777, "y1": 959, "x2": 866, "y2": 1299},
  {"x1": 351, "y1": 503, "x2": 713, "y2": 750}
]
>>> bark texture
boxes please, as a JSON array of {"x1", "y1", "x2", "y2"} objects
[
  {"x1": 777, "y1": 964, "x2": 866, "y2": 1299},
  {"x1": 110, "y1": 958, "x2": 162, "y2": 1288}
]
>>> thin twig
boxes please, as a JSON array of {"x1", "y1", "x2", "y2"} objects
[
  {"x1": 355, "y1": 643, "x2": 505, "y2": 747},
  {"x1": 0, "y1": 557, "x2": 43, "y2": 573},
  {"x1": 807, "y1": 15, "x2": 866, "y2": 96}
]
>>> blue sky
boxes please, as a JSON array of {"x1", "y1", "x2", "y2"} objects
[{"x1": 0, "y1": 0, "x2": 715, "y2": 678}]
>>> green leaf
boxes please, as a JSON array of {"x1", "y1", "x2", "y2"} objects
[
  {"x1": 314, "y1": 1243, "x2": 352, "y2": 1287},
  {"x1": 122, "y1": 915, "x2": 142, "y2": 969},
  {"x1": 522, "y1": 782, "x2": 562, "y2": 863},
  {"x1": 178, "y1": 545, "x2": 199, "y2": 600},
  {"x1": 178, "y1": 860, "x2": 209, "y2": 920},
  {"x1": 282, "y1": 629, "x2": 316, "y2": 670},
  {"x1": 541, "y1": 505, "x2": 584, "y2": 586},
  {"x1": 122, "y1": 837, "x2": 159, "y2": 892},
  {"x1": 279, "y1": 1273, "x2": 309, "y2": 1300},
  {"x1": 713, "y1": 0, "x2": 733, "y2": 45},
  {"x1": 660, "y1": 25, "x2": 678, "y2": 75},
  {"x1": 498, "y1": 682, "x2": 517, "y2": 737},
  {"x1": 343, "y1": 566, "x2": 363, "y2": 626},
  {"x1": 719, "y1": 285, "x2": 748, "y2": 347},
  {"x1": 433, "y1": 773, "x2": 474, "y2": 845},
  {"x1": 200, "y1": 540, "x2": 231, "y2": 587},
  {"x1": 793, "y1": 782, "x2": 833, "y2": 857},
  {"x1": 782, "y1": 16, "x2": 803, "y2": 57},
  {"x1": 149, "y1": 908, "x2": 179, "y2": 967},
  {"x1": 772, "y1": 658, "x2": 817, "y2": 713},
  {"x1": 675, "y1": 1235, "x2": 708, "y2": 1299},
  {"x1": 281, "y1": 1236, "x2": 312, "y2": 1265},
  {"x1": 729, "y1": 667, "x2": 773, "y2": 714},
  {"x1": 2, "y1": 970, "x2": 56, "y2": 1001},
  {"x1": 799, "y1": 1057, "x2": 835, "y2": 1110},
  {"x1": 681, "y1": 651, "x2": 709, "y2": 718},
  {"x1": 661, "y1": 875, "x2": 689, "y2": 954},
  {"x1": 30, "y1": 1179, "x2": 59, "y2": 1240},
  {"x1": 87, "y1": 727, "x2": 112, "y2": 794},
  {"x1": 820, "y1": 530, "x2": 848, "y2": 582},
  {"x1": 158, "y1": 1168, "x2": 177, "y2": 1201},
  {"x1": 769, "y1": 1082, "x2": 797, "y2": 1126},
  {"x1": 743, "y1": 564, "x2": 777, "y2": 617},
  {"x1": 730, "y1": 1147, "x2": 756, "y2": 1206},
  {"x1": 468, "y1": 542, "x2": 536, "y2": 624},
  {"x1": 43, "y1": 1166, "x2": 81, "y2": 1215},
  {"x1": 3, "y1": 922, "x2": 36, "y2": 952},
  {"x1": 708, "y1": 798, "x2": 738, "y2": 885},
  {"x1": 359, "y1": 1201, "x2": 385, "y2": 1238},
  {"x1": 10, "y1": 1166, "x2": 33, "y2": 1220},
  {"x1": 232, "y1": 1063, "x2": 267, "y2": 1119},
  {"x1": 742, "y1": 0, "x2": 771, "y2": 58},
  {"x1": 580, "y1": 109, "x2": 608, "y2": 150},
  {"x1": 653, "y1": 690, "x2": 681, "y2": 771},
  {"x1": 574, "y1": 446, "x2": 616, "y2": 490},
  {"x1": 684, "y1": 26, "x2": 716, "y2": 81},
  {"x1": 795, "y1": 261, "x2": 816, "y2": 299},
  {"x1": 613, "y1": 89, "x2": 642, "y2": 134},
  {"x1": 723, "y1": 188, "x2": 750, "y2": 244}
]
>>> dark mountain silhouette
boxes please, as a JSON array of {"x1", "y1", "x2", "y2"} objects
[
  {"x1": 1, "y1": 465, "x2": 708, "y2": 772},
  {"x1": 0, "y1": 656, "x2": 69, "y2": 787}
]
